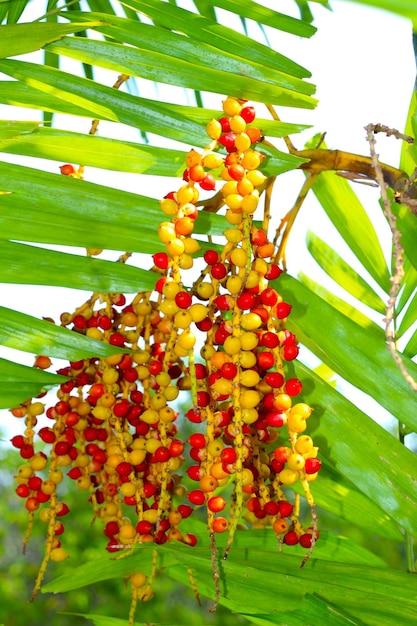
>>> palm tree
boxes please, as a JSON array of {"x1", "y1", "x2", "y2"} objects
[{"x1": 1, "y1": 1, "x2": 417, "y2": 625}]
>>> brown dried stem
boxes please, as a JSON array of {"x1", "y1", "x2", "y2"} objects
[{"x1": 365, "y1": 124, "x2": 417, "y2": 392}]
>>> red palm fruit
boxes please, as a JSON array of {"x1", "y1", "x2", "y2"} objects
[
  {"x1": 203, "y1": 249, "x2": 219, "y2": 265},
  {"x1": 283, "y1": 531, "x2": 299, "y2": 545},
  {"x1": 251, "y1": 229, "x2": 268, "y2": 246},
  {"x1": 236, "y1": 291, "x2": 257, "y2": 310},
  {"x1": 218, "y1": 132, "x2": 236, "y2": 152},
  {"x1": 260, "y1": 288, "x2": 278, "y2": 306},
  {"x1": 264, "y1": 501, "x2": 280, "y2": 516},
  {"x1": 276, "y1": 302, "x2": 292, "y2": 319},
  {"x1": 260, "y1": 331, "x2": 279, "y2": 348},
  {"x1": 257, "y1": 352, "x2": 275, "y2": 370},
  {"x1": 266, "y1": 410, "x2": 286, "y2": 428},
  {"x1": 219, "y1": 116, "x2": 231, "y2": 132},
  {"x1": 221, "y1": 362, "x2": 237, "y2": 379},
  {"x1": 212, "y1": 517, "x2": 228, "y2": 533},
  {"x1": 246, "y1": 497, "x2": 262, "y2": 513},
  {"x1": 300, "y1": 533, "x2": 313, "y2": 548},
  {"x1": 208, "y1": 496, "x2": 226, "y2": 513},
  {"x1": 241, "y1": 106, "x2": 256, "y2": 123},
  {"x1": 283, "y1": 344, "x2": 299, "y2": 361},
  {"x1": 211, "y1": 263, "x2": 227, "y2": 280},
  {"x1": 246, "y1": 127, "x2": 262, "y2": 143},
  {"x1": 278, "y1": 501, "x2": 294, "y2": 517},
  {"x1": 305, "y1": 458, "x2": 322, "y2": 474},
  {"x1": 285, "y1": 378, "x2": 303, "y2": 396},
  {"x1": 153, "y1": 252, "x2": 169, "y2": 269},
  {"x1": 186, "y1": 408, "x2": 204, "y2": 423},
  {"x1": 183, "y1": 533, "x2": 197, "y2": 546},
  {"x1": 11, "y1": 435, "x2": 25, "y2": 449},
  {"x1": 60, "y1": 164, "x2": 75, "y2": 175},
  {"x1": 187, "y1": 490, "x2": 205, "y2": 506},
  {"x1": 175, "y1": 291, "x2": 192, "y2": 309},
  {"x1": 178, "y1": 504, "x2": 193, "y2": 518},
  {"x1": 188, "y1": 433, "x2": 206, "y2": 449},
  {"x1": 200, "y1": 174, "x2": 216, "y2": 190},
  {"x1": 265, "y1": 264, "x2": 282, "y2": 280},
  {"x1": 16, "y1": 484, "x2": 30, "y2": 498},
  {"x1": 169, "y1": 440, "x2": 184, "y2": 457},
  {"x1": 264, "y1": 372, "x2": 284, "y2": 387}
]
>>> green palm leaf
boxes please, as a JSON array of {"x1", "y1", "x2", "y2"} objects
[
  {"x1": 306, "y1": 230, "x2": 387, "y2": 313},
  {"x1": 0, "y1": 161, "x2": 230, "y2": 254},
  {"x1": 120, "y1": 0, "x2": 314, "y2": 80},
  {"x1": 52, "y1": 13, "x2": 315, "y2": 97},
  {"x1": 206, "y1": 0, "x2": 317, "y2": 37},
  {"x1": 0, "y1": 306, "x2": 124, "y2": 360},
  {"x1": 278, "y1": 273, "x2": 417, "y2": 433},
  {"x1": 0, "y1": 241, "x2": 157, "y2": 292},
  {"x1": 0, "y1": 357, "x2": 69, "y2": 408},
  {"x1": 0, "y1": 120, "x2": 307, "y2": 173},
  {"x1": 0, "y1": 21, "x2": 102, "y2": 58}
]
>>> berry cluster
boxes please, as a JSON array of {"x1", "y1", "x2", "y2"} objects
[{"x1": 10, "y1": 96, "x2": 320, "y2": 620}]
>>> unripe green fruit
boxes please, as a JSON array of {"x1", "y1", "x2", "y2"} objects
[
  {"x1": 291, "y1": 403, "x2": 313, "y2": 419},
  {"x1": 213, "y1": 378, "x2": 233, "y2": 396},
  {"x1": 159, "y1": 299, "x2": 179, "y2": 316},
  {"x1": 241, "y1": 151, "x2": 262, "y2": 171},
  {"x1": 129, "y1": 449, "x2": 147, "y2": 465},
  {"x1": 28, "y1": 402, "x2": 45, "y2": 417},
  {"x1": 245, "y1": 270, "x2": 261, "y2": 288},
  {"x1": 241, "y1": 192, "x2": 259, "y2": 214},
  {"x1": 246, "y1": 168, "x2": 266, "y2": 186}
]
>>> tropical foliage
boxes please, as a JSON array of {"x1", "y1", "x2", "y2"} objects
[{"x1": 1, "y1": 1, "x2": 417, "y2": 625}]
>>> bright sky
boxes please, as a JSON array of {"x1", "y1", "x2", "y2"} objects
[{"x1": 0, "y1": 0, "x2": 416, "y2": 437}]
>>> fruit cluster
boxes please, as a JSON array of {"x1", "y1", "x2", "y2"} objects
[{"x1": 9, "y1": 96, "x2": 320, "y2": 621}]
